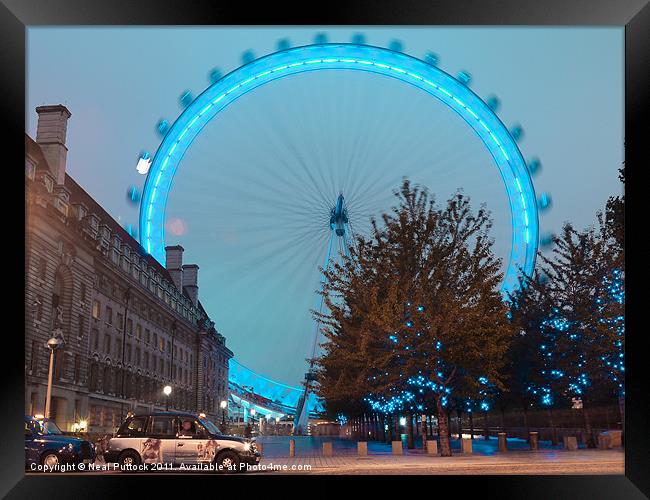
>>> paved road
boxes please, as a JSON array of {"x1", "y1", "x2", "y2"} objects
[{"x1": 25, "y1": 436, "x2": 624, "y2": 475}]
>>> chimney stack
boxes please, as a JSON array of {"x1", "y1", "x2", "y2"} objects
[
  {"x1": 165, "y1": 245, "x2": 184, "y2": 291},
  {"x1": 182, "y1": 264, "x2": 199, "y2": 306},
  {"x1": 35, "y1": 105, "x2": 72, "y2": 185}
]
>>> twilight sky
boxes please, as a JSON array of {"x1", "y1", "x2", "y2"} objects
[{"x1": 27, "y1": 27, "x2": 624, "y2": 386}]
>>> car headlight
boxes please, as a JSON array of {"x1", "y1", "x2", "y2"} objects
[
  {"x1": 243, "y1": 443, "x2": 251, "y2": 452},
  {"x1": 68, "y1": 443, "x2": 74, "y2": 451}
]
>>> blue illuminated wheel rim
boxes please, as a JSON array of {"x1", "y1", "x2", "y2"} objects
[
  {"x1": 139, "y1": 43, "x2": 540, "y2": 413},
  {"x1": 141, "y1": 43, "x2": 538, "y2": 294}
]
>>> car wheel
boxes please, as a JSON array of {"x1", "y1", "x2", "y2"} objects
[
  {"x1": 118, "y1": 450, "x2": 141, "y2": 470},
  {"x1": 216, "y1": 451, "x2": 241, "y2": 473},
  {"x1": 40, "y1": 451, "x2": 60, "y2": 468}
]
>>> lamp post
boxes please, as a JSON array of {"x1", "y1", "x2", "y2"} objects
[
  {"x1": 220, "y1": 400, "x2": 227, "y2": 431},
  {"x1": 44, "y1": 333, "x2": 64, "y2": 419},
  {"x1": 163, "y1": 385, "x2": 172, "y2": 411}
]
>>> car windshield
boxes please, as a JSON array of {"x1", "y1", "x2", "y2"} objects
[
  {"x1": 35, "y1": 419, "x2": 63, "y2": 435},
  {"x1": 199, "y1": 417, "x2": 221, "y2": 435}
]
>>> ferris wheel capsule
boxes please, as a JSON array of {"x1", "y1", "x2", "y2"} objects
[
  {"x1": 241, "y1": 50, "x2": 255, "y2": 64},
  {"x1": 388, "y1": 39, "x2": 403, "y2": 52},
  {"x1": 209, "y1": 68, "x2": 223, "y2": 84},
  {"x1": 156, "y1": 120, "x2": 170, "y2": 136},
  {"x1": 424, "y1": 52, "x2": 439, "y2": 66},
  {"x1": 277, "y1": 38, "x2": 291, "y2": 51},
  {"x1": 126, "y1": 185, "x2": 141, "y2": 205},
  {"x1": 527, "y1": 157, "x2": 542, "y2": 176},
  {"x1": 510, "y1": 124, "x2": 524, "y2": 142},
  {"x1": 457, "y1": 71, "x2": 472, "y2": 86},
  {"x1": 540, "y1": 232, "x2": 555, "y2": 248},
  {"x1": 314, "y1": 33, "x2": 328, "y2": 44},
  {"x1": 486, "y1": 96, "x2": 500, "y2": 112},
  {"x1": 179, "y1": 90, "x2": 193, "y2": 108},
  {"x1": 351, "y1": 33, "x2": 366, "y2": 45},
  {"x1": 537, "y1": 192, "x2": 552, "y2": 211}
]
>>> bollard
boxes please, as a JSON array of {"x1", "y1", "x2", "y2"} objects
[
  {"x1": 529, "y1": 432, "x2": 539, "y2": 451},
  {"x1": 289, "y1": 439, "x2": 295, "y2": 457},
  {"x1": 498, "y1": 432, "x2": 507, "y2": 452},
  {"x1": 392, "y1": 440, "x2": 403, "y2": 455},
  {"x1": 604, "y1": 430, "x2": 622, "y2": 447},
  {"x1": 323, "y1": 442, "x2": 333, "y2": 456},
  {"x1": 597, "y1": 434, "x2": 612, "y2": 450},
  {"x1": 426, "y1": 440, "x2": 438, "y2": 455},
  {"x1": 358, "y1": 441, "x2": 368, "y2": 456},
  {"x1": 563, "y1": 436, "x2": 578, "y2": 451},
  {"x1": 461, "y1": 438, "x2": 472, "y2": 454}
]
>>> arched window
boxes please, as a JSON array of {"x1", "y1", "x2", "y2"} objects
[
  {"x1": 89, "y1": 362, "x2": 99, "y2": 392},
  {"x1": 103, "y1": 366, "x2": 112, "y2": 394}
]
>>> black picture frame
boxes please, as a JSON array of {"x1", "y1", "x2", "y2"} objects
[{"x1": 2, "y1": 0, "x2": 647, "y2": 497}]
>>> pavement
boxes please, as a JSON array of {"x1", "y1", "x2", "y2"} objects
[
  {"x1": 249, "y1": 435, "x2": 624, "y2": 475},
  {"x1": 25, "y1": 435, "x2": 624, "y2": 475}
]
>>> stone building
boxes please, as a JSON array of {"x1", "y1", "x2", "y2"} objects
[{"x1": 25, "y1": 104, "x2": 232, "y2": 433}]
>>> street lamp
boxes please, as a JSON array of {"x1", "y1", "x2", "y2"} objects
[
  {"x1": 220, "y1": 400, "x2": 227, "y2": 428},
  {"x1": 163, "y1": 385, "x2": 172, "y2": 411},
  {"x1": 44, "y1": 333, "x2": 64, "y2": 419}
]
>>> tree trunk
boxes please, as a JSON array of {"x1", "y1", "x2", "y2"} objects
[
  {"x1": 421, "y1": 414, "x2": 428, "y2": 449},
  {"x1": 547, "y1": 407, "x2": 558, "y2": 446},
  {"x1": 483, "y1": 411, "x2": 490, "y2": 440},
  {"x1": 500, "y1": 407, "x2": 506, "y2": 434},
  {"x1": 583, "y1": 407, "x2": 595, "y2": 448},
  {"x1": 469, "y1": 411, "x2": 475, "y2": 440},
  {"x1": 386, "y1": 414, "x2": 393, "y2": 443},
  {"x1": 447, "y1": 408, "x2": 452, "y2": 440},
  {"x1": 407, "y1": 412, "x2": 414, "y2": 449},
  {"x1": 522, "y1": 403, "x2": 530, "y2": 442},
  {"x1": 618, "y1": 395, "x2": 625, "y2": 431},
  {"x1": 437, "y1": 398, "x2": 452, "y2": 456}
]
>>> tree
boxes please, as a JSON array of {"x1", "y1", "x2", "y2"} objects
[
  {"x1": 537, "y1": 217, "x2": 624, "y2": 447},
  {"x1": 315, "y1": 180, "x2": 514, "y2": 456}
]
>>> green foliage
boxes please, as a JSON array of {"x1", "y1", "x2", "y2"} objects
[{"x1": 314, "y1": 179, "x2": 514, "y2": 417}]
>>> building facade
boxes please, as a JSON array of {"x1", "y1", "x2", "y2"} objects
[{"x1": 25, "y1": 105, "x2": 233, "y2": 433}]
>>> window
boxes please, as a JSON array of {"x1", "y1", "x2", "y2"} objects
[
  {"x1": 105, "y1": 306, "x2": 113, "y2": 325},
  {"x1": 74, "y1": 355, "x2": 81, "y2": 383},
  {"x1": 136, "y1": 324, "x2": 142, "y2": 340},
  {"x1": 115, "y1": 339, "x2": 122, "y2": 358},
  {"x1": 120, "y1": 416, "x2": 148, "y2": 437},
  {"x1": 79, "y1": 283, "x2": 87, "y2": 303},
  {"x1": 34, "y1": 296, "x2": 43, "y2": 322},
  {"x1": 144, "y1": 352, "x2": 149, "y2": 370},
  {"x1": 30, "y1": 340, "x2": 39, "y2": 374},
  {"x1": 127, "y1": 319, "x2": 133, "y2": 335},
  {"x1": 160, "y1": 337, "x2": 165, "y2": 352},
  {"x1": 145, "y1": 329, "x2": 150, "y2": 344},
  {"x1": 153, "y1": 333, "x2": 158, "y2": 349},
  {"x1": 38, "y1": 257, "x2": 47, "y2": 279},
  {"x1": 126, "y1": 344, "x2": 132, "y2": 363},
  {"x1": 77, "y1": 315, "x2": 85, "y2": 338},
  {"x1": 148, "y1": 416, "x2": 177, "y2": 437},
  {"x1": 103, "y1": 334, "x2": 111, "y2": 353},
  {"x1": 135, "y1": 347, "x2": 141, "y2": 365},
  {"x1": 116, "y1": 312, "x2": 123, "y2": 330},
  {"x1": 92, "y1": 329, "x2": 99, "y2": 350},
  {"x1": 92, "y1": 300, "x2": 101, "y2": 319}
]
